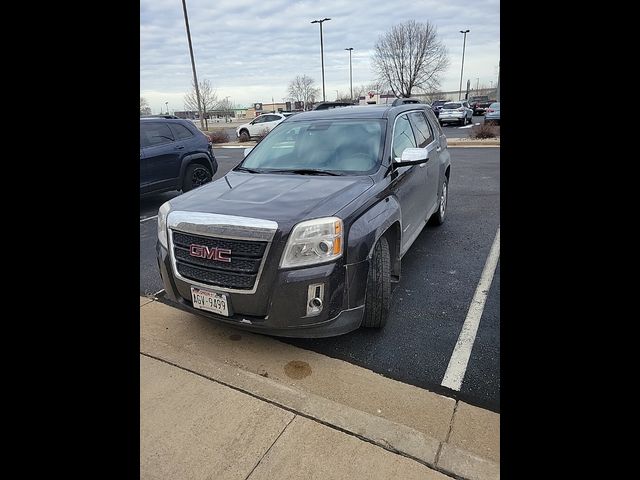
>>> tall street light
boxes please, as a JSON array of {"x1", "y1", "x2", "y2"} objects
[
  {"x1": 345, "y1": 47, "x2": 353, "y2": 101},
  {"x1": 311, "y1": 18, "x2": 331, "y2": 102},
  {"x1": 458, "y1": 29, "x2": 470, "y2": 101},
  {"x1": 224, "y1": 96, "x2": 231, "y2": 122},
  {"x1": 181, "y1": 0, "x2": 205, "y2": 130},
  {"x1": 165, "y1": 101, "x2": 169, "y2": 114}
]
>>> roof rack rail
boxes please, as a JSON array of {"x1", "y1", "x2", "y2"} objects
[{"x1": 391, "y1": 98, "x2": 422, "y2": 106}]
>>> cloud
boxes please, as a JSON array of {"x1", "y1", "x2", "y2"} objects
[{"x1": 141, "y1": 0, "x2": 499, "y2": 112}]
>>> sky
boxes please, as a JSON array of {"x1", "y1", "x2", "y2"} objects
[{"x1": 140, "y1": 0, "x2": 499, "y2": 113}]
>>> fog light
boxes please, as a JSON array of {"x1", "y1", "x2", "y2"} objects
[{"x1": 307, "y1": 283, "x2": 324, "y2": 316}]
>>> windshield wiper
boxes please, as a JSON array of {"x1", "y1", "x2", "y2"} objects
[
  {"x1": 235, "y1": 166, "x2": 263, "y2": 173},
  {"x1": 266, "y1": 168, "x2": 343, "y2": 176}
]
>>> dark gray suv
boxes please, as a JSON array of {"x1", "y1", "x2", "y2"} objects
[
  {"x1": 157, "y1": 99, "x2": 451, "y2": 337},
  {"x1": 140, "y1": 118, "x2": 217, "y2": 195}
]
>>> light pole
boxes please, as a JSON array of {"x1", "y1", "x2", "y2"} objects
[
  {"x1": 311, "y1": 18, "x2": 331, "y2": 102},
  {"x1": 458, "y1": 29, "x2": 470, "y2": 101},
  {"x1": 476, "y1": 77, "x2": 479, "y2": 93},
  {"x1": 345, "y1": 47, "x2": 353, "y2": 101},
  {"x1": 165, "y1": 101, "x2": 169, "y2": 115},
  {"x1": 335, "y1": 90, "x2": 339, "y2": 100},
  {"x1": 181, "y1": 0, "x2": 205, "y2": 130},
  {"x1": 224, "y1": 96, "x2": 231, "y2": 122}
]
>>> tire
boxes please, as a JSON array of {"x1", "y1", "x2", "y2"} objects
[
  {"x1": 182, "y1": 163, "x2": 212, "y2": 192},
  {"x1": 430, "y1": 176, "x2": 449, "y2": 226},
  {"x1": 239, "y1": 130, "x2": 250, "y2": 142},
  {"x1": 362, "y1": 236, "x2": 391, "y2": 329}
]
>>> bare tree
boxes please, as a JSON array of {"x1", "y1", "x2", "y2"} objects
[
  {"x1": 184, "y1": 79, "x2": 217, "y2": 129},
  {"x1": 215, "y1": 98, "x2": 233, "y2": 122},
  {"x1": 352, "y1": 84, "x2": 368, "y2": 99},
  {"x1": 287, "y1": 75, "x2": 320, "y2": 110},
  {"x1": 140, "y1": 97, "x2": 151, "y2": 116},
  {"x1": 335, "y1": 91, "x2": 355, "y2": 103},
  {"x1": 372, "y1": 20, "x2": 449, "y2": 98}
]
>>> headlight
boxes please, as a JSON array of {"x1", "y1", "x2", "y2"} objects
[
  {"x1": 280, "y1": 217, "x2": 343, "y2": 268},
  {"x1": 157, "y1": 201, "x2": 171, "y2": 248}
]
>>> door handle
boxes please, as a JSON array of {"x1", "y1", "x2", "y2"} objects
[
  {"x1": 175, "y1": 145, "x2": 185, "y2": 150},
  {"x1": 436, "y1": 146, "x2": 442, "y2": 152}
]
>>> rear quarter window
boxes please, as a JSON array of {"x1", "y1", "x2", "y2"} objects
[{"x1": 170, "y1": 123, "x2": 195, "y2": 140}]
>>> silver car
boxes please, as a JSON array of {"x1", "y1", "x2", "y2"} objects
[
  {"x1": 484, "y1": 102, "x2": 500, "y2": 124},
  {"x1": 438, "y1": 101, "x2": 473, "y2": 126}
]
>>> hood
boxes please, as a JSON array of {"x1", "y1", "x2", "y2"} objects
[{"x1": 169, "y1": 171, "x2": 374, "y2": 230}]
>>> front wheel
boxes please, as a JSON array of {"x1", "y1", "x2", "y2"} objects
[
  {"x1": 430, "y1": 176, "x2": 449, "y2": 226},
  {"x1": 182, "y1": 163, "x2": 212, "y2": 192},
  {"x1": 361, "y1": 236, "x2": 391, "y2": 329}
]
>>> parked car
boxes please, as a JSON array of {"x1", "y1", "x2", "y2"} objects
[
  {"x1": 430, "y1": 100, "x2": 448, "y2": 118},
  {"x1": 468, "y1": 96, "x2": 492, "y2": 115},
  {"x1": 140, "y1": 118, "x2": 218, "y2": 195},
  {"x1": 438, "y1": 101, "x2": 473, "y2": 126},
  {"x1": 156, "y1": 100, "x2": 451, "y2": 337},
  {"x1": 236, "y1": 113, "x2": 293, "y2": 141},
  {"x1": 313, "y1": 101, "x2": 355, "y2": 110},
  {"x1": 484, "y1": 102, "x2": 500, "y2": 124}
]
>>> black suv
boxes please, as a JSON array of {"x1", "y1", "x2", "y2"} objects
[
  {"x1": 157, "y1": 100, "x2": 450, "y2": 337},
  {"x1": 140, "y1": 118, "x2": 217, "y2": 195}
]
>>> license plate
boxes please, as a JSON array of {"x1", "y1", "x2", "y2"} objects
[{"x1": 190, "y1": 287, "x2": 229, "y2": 316}]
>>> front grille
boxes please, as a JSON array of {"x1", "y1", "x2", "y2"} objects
[{"x1": 172, "y1": 230, "x2": 268, "y2": 290}]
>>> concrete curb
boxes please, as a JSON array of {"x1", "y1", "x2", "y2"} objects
[{"x1": 140, "y1": 297, "x2": 499, "y2": 480}]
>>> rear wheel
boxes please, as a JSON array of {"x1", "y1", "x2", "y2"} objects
[
  {"x1": 430, "y1": 176, "x2": 449, "y2": 226},
  {"x1": 182, "y1": 163, "x2": 212, "y2": 192},
  {"x1": 239, "y1": 130, "x2": 250, "y2": 142},
  {"x1": 362, "y1": 236, "x2": 391, "y2": 329}
]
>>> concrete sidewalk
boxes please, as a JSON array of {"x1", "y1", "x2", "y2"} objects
[{"x1": 140, "y1": 296, "x2": 500, "y2": 480}]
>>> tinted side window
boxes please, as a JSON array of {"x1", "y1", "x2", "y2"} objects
[
  {"x1": 170, "y1": 123, "x2": 194, "y2": 140},
  {"x1": 392, "y1": 114, "x2": 417, "y2": 159},
  {"x1": 253, "y1": 116, "x2": 265, "y2": 124},
  {"x1": 264, "y1": 115, "x2": 280, "y2": 122},
  {"x1": 408, "y1": 112, "x2": 434, "y2": 148},
  {"x1": 140, "y1": 122, "x2": 174, "y2": 147},
  {"x1": 424, "y1": 108, "x2": 444, "y2": 136}
]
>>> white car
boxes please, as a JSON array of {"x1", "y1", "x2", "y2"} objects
[
  {"x1": 438, "y1": 101, "x2": 474, "y2": 126},
  {"x1": 236, "y1": 113, "x2": 294, "y2": 140}
]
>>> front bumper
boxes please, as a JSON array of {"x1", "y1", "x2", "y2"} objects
[{"x1": 157, "y1": 242, "x2": 368, "y2": 337}]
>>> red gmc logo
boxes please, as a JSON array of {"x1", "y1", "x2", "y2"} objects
[{"x1": 189, "y1": 244, "x2": 232, "y2": 263}]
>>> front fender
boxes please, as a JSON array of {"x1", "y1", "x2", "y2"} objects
[{"x1": 346, "y1": 197, "x2": 401, "y2": 264}]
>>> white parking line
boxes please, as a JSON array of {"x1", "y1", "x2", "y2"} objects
[
  {"x1": 140, "y1": 215, "x2": 158, "y2": 223},
  {"x1": 441, "y1": 226, "x2": 500, "y2": 391}
]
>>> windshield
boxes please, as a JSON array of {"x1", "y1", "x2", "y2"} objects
[
  {"x1": 489, "y1": 102, "x2": 500, "y2": 109},
  {"x1": 237, "y1": 119, "x2": 385, "y2": 175},
  {"x1": 443, "y1": 103, "x2": 461, "y2": 109}
]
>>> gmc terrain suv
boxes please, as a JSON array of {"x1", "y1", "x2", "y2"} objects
[
  {"x1": 157, "y1": 99, "x2": 451, "y2": 337},
  {"x1": 140, "y1": 117, "x2": 217, "y2": 195}
]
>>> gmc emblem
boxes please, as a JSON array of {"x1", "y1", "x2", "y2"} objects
[{"x1": 189, "y1": 244, "x2": 232, "y2": 263}]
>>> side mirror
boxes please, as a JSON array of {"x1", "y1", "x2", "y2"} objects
[
  {"x1": 394, "y1": 148, "x2": 428, "y2": 166},
  {"x1": 243, "y1": 147, "x2": 253, "y2": 157}
]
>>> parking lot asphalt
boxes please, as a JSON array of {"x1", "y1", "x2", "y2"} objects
[{"x1": 139, "y1": 145, "x2": 500, "y2": 411}]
